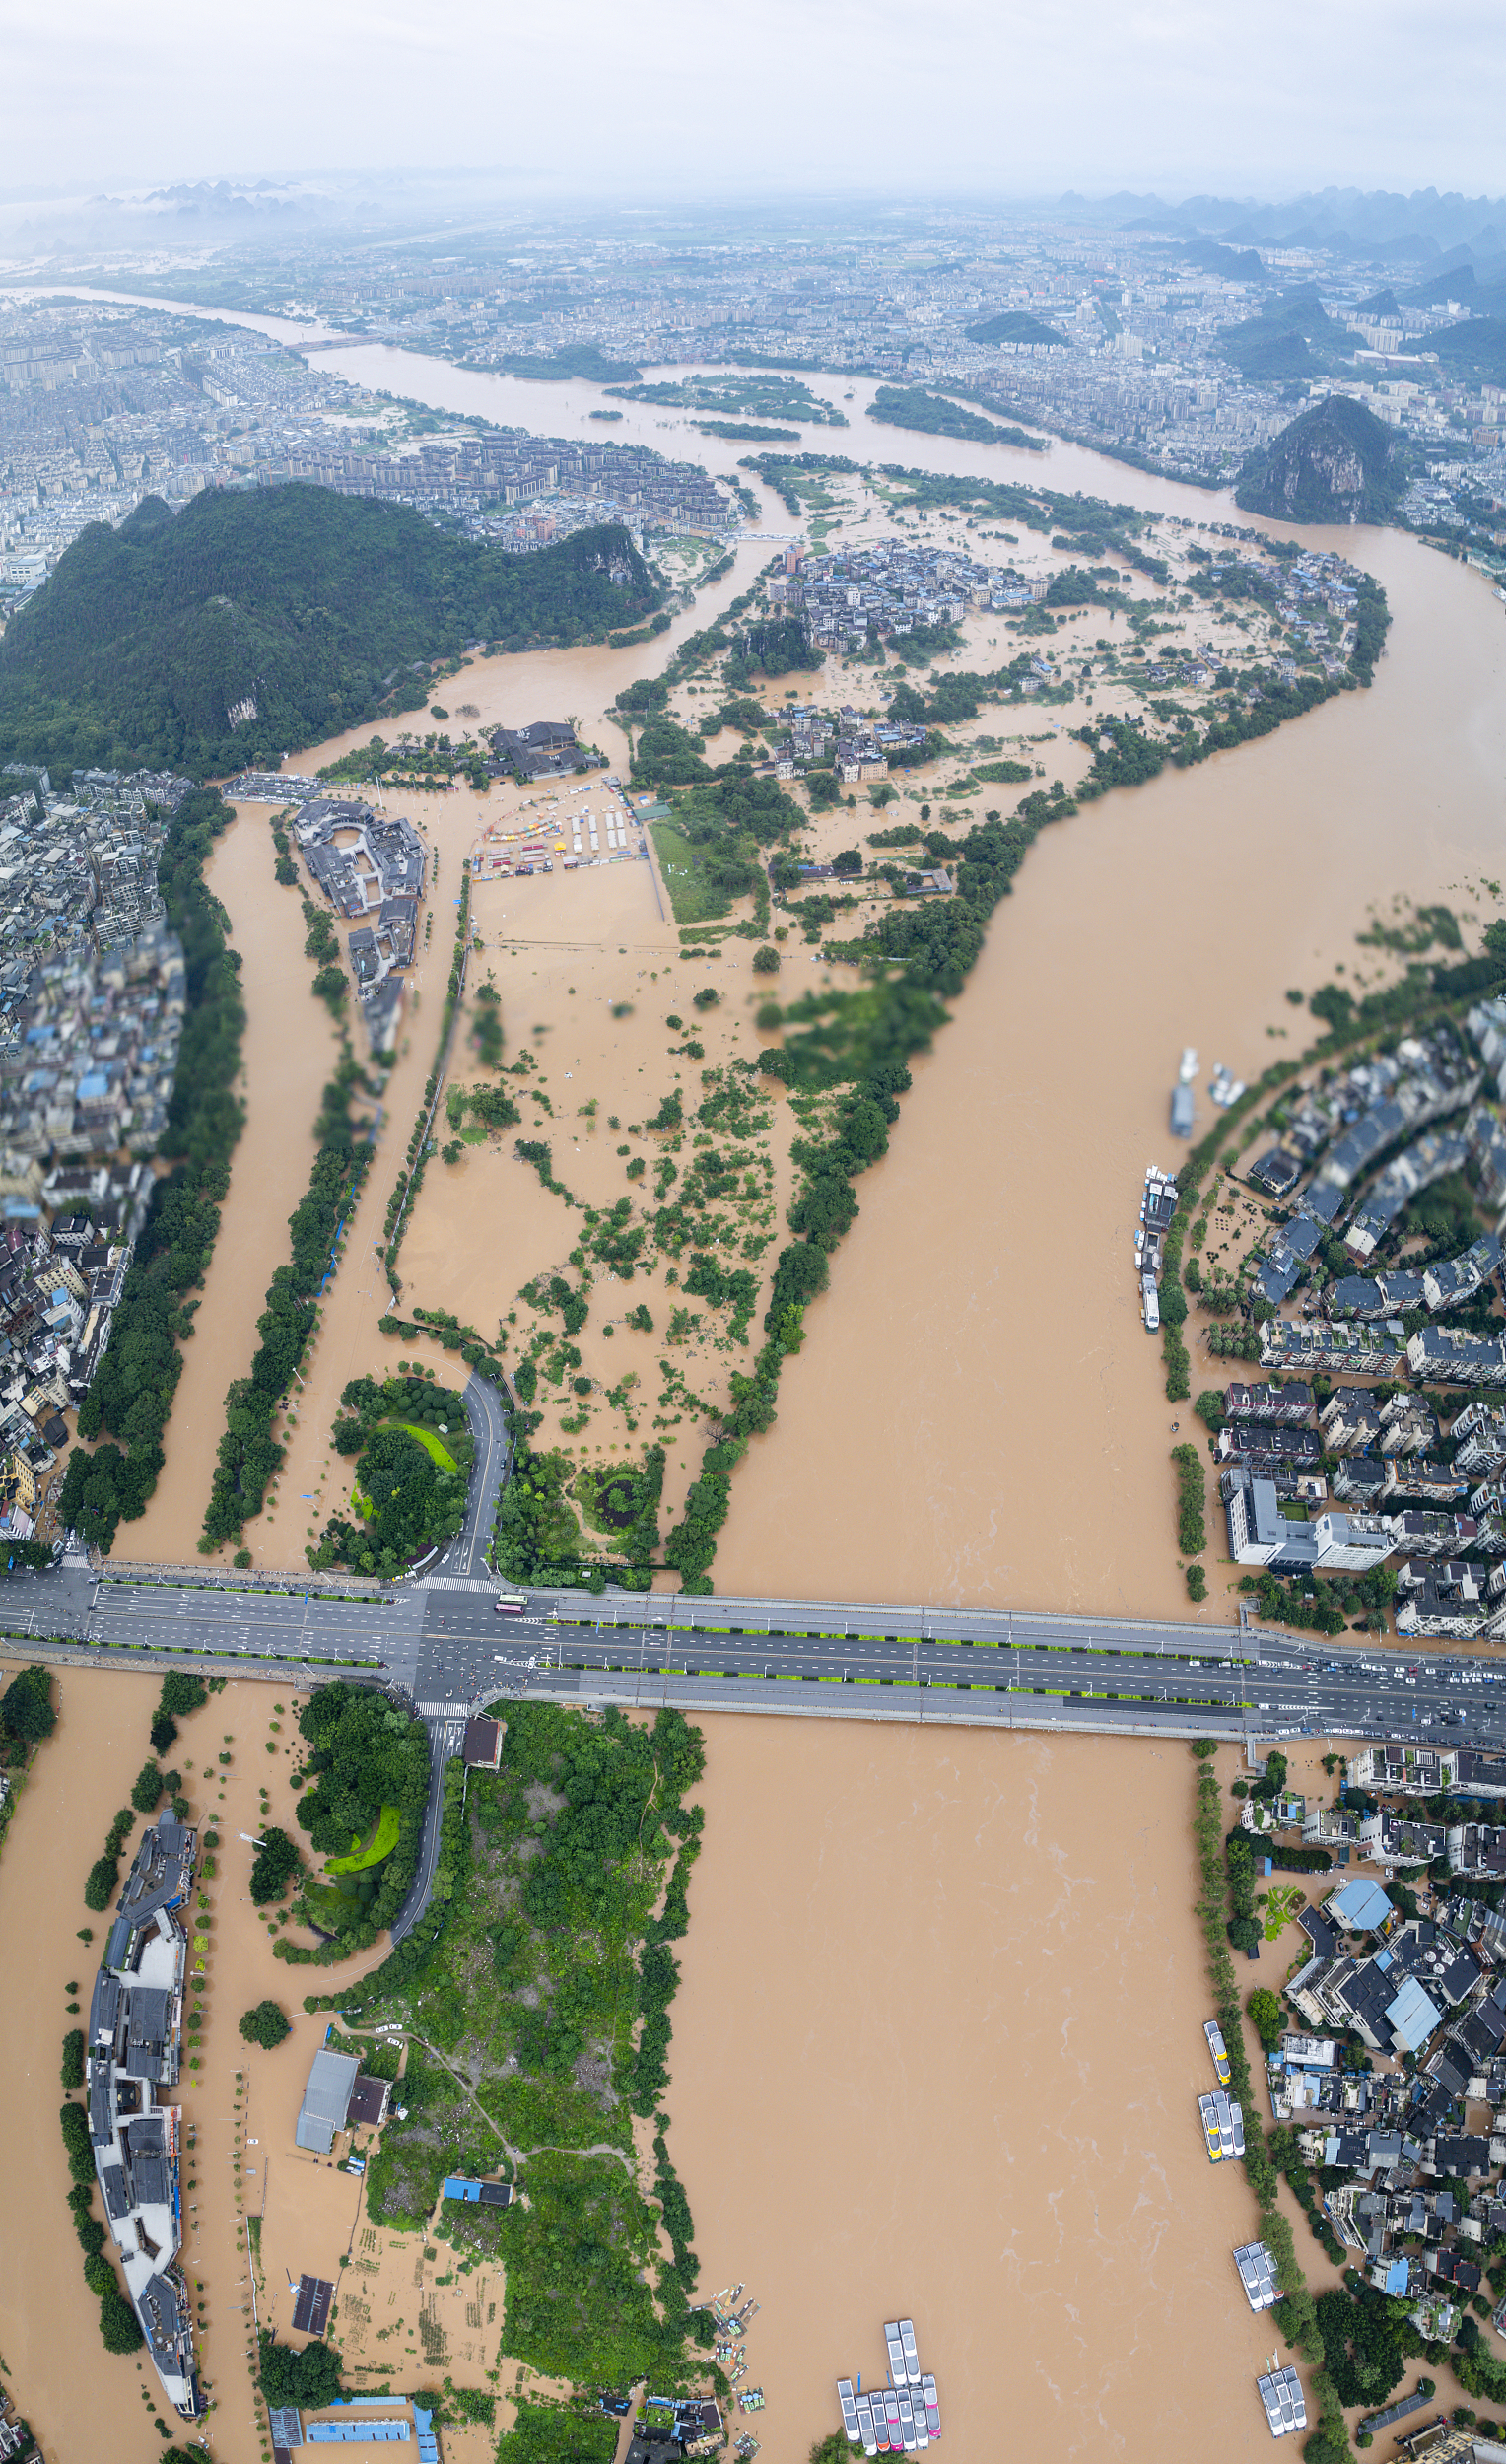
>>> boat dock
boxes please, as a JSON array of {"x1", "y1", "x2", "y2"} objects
[{"x1": 838, "y1": 2315, "x2": 938, "y2": 2454}]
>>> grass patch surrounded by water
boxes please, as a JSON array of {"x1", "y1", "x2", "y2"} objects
[{"x1": 648, "y1": 820, "x2": 734, "y2": 926}]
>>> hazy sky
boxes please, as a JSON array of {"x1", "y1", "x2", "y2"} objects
[{"x1": 2, "y1": 0, "x2": 1502, "y2": 204}]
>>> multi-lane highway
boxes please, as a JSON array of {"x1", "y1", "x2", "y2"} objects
[
  {"x1": 5, "y1": 1364, "x2": 1506, "y2": 1942},
  {"x1": 396, "y1": 1583, "x2": 1506, "y2": 1746},
  {"x1": 3, "y1": 1365, "x2": 1503, "y2": 1834}
]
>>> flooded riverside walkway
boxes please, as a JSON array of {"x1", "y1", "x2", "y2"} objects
[{"x1": 668, "y1": 1714, "x2": 1291, "y2": 2464}]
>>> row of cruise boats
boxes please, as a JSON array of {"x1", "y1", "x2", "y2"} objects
[
  {"x1": 1137, "y1": 1165, "x2": 1178, "y2": 1332},
  {"x1": 837, "y1": 2318, "x2": 940, "y2": 2454},
  {"x1": 1199, "y1": 2019, "x2": 1245, "y2": 2161}
]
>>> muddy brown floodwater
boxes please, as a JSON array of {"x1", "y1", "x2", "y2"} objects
[
  {"x1": 668, "y1": 1714, "x2": 1298, "y2": 2464},
  {"x1": 126, "y1": 808, "x2": 344, "y2": 1560},
  {"x1": 716, "y1": 526, "x2": 1506, "y2": 1617},
  {"x1": 0, "y1": 1662, "x2": 407, "y2": 2464}
]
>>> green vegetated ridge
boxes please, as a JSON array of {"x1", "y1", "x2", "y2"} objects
[
  {"x1": 1216, "y1": 285, "x2": 1351, "y2": 385},
  {"x1": 299, "y1": 1702, "x2": 714, "y2": 2448},
  {"x1": 58, "y1": 787, "x2": 246, "y2": 1552},
  {"x1": 0, "y1": 485, "x2": 662, "y2": 777},
  {"x1": 964, "y1": 309, "x2": 1068, "y2": 350},
  {"x1": 1235, "y1": 395, "x2": 1408, "y2": 527}
]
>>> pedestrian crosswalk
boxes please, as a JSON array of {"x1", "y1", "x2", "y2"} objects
[{"x1": 422, "y1": 1575, "x2": 493, "y2": 1594}]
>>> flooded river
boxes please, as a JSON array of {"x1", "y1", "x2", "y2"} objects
[
  {"x1": 125, "y1": 810, "x2": 343, "y2": 1559},
  {"x1": 669, "y1": 1715, "x2": 1293, "y2": 2464},
  {"x1": 49, "y1": 289, "x2": 1501, "y2": 1608},
  {"x1": 5, "y1": 282, "x2": 1492, "y2": 2462}
]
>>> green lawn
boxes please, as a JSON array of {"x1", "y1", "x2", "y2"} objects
[
  {"x1": 649, "y1": 821, "x2": 733, "y2": 926},
  {"x1": 396, "y1": 1420, "x2": 459, "y2": 1472},
  {"x1": 327, "y1": 1803, "x2": 401, "y2": 1874}
]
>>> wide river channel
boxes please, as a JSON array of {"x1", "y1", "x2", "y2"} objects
[{"x1": 4, "y1": 285, "x2": 1503, "y2": 2459}]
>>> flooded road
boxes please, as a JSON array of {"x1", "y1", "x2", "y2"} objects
[{"x1": 668, "y1": 1715, "x2": 1292, "y2": 2464}]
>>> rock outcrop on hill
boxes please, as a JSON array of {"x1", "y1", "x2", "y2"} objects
[{"x1": 1234, "y1": 394, "x2": 1406, "y2": 526}]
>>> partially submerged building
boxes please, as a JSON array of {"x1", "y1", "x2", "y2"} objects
[
  {"x1": 295, "y1": 2042, "x2": 391, "y2": 2154},
  {"x1": 85, "y1": 1816, "x2": 201, "y2": 2418}
]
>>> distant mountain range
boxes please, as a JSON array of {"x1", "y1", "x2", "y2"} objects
[{"x1": 1061, "y1": 187, "x2": 1506, "y2": 268}]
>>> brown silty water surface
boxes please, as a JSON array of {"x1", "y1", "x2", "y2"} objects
[
  {"x1": 125, "y1": 809, "x2": 344, "y2": 1560},
  {"x1": 667, "y1": 1714, "x2": 1304, "y2": 2464},
  {"x1": 68, "y1": 309, "x2": 1506, "y2": 1614}
]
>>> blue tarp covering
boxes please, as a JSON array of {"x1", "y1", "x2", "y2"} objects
[{"x1": 442, "y1": 2175, "x2": 482, "y2": 2201}]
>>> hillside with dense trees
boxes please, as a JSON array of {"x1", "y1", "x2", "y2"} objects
[{"x1": 0, "y1": 486, "x2": 661, "y2": 777}]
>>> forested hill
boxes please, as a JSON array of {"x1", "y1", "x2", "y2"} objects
[
  {"x1": 0, "y1": 485, "x2": 661, "y2": 778},
  {"x1": 1234, "y1": 395, "x2": 1406, "y2": 526}
]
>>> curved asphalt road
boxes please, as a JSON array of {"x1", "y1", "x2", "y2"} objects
[{"x1": 391, "y1": 1372, "x2": 513, "y2": 1943}]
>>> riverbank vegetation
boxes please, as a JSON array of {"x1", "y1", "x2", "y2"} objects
[
  {"x1": 273, "y1": 1682, "x2": 430, "y2": 1962},
  {"x1": 868, "y1": 384, "x2": 1047, "y2": 450},
  {"x1": 58, "y1": 787, "x2": 244, "y2": 1551},
  {"x1": 0, "y1": 1663, "x2": 53, "y2": 1864},
  {"x1": 83, "y1": 1805, "x2": 138, "y2": 1912},
  {"x1": 301, "y1": 1703, "x2": 712, "y2": 2413},
  {"x1": 0, "y1": 489, "x2": 662, "y2": 777},
  {"x1": 381, "y1": 865, "x2": 471, "y2": 1292},
  {"x1": 59, "y1": 2098, "x2": 142, "y2": 2355}
]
